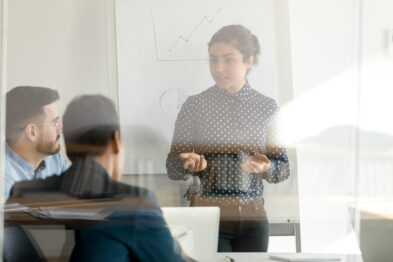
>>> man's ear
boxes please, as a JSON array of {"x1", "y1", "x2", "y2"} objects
[
  {"x1": 24, "y1": 123, "x2": 39, "y2": 142},
  {"x1": 112, "y1": 131, "x2": 121, "y2": 154}
]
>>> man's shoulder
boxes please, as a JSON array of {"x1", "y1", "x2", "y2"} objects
[
  {"x1": 4, "y1": 152, "x2": 21, "y2": 173},
  {"x1": 4, "y1": 148, "x2": 30, "y2": 184},
  {"x1": 5, "y1": 145, "x2": 27, "y2": 171},
  {"x1": 44, "y1": 153, "x2": 68, "y2": 172},
  {"x1": 44, "y1": 153, "x2": 65, "y2": 163}
]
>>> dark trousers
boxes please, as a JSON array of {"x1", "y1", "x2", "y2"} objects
[
  {"x1": 190, "y1": 196, "x2": 269, "y2": 252},
  {"x1": 218, "y1": 219, "x2": 269, "y2": 252}
]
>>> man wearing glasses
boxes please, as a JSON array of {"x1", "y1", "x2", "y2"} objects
[{"x1": 4, "y1": 86, "x2": 68, "y2": 199}]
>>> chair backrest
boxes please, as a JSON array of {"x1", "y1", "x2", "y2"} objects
[
  {"x1": 161, "y1": 206, "x2": 220, "y2": 262},
  {"x1": 3, "y1": 223, "x2": 43, "y2": 262}
]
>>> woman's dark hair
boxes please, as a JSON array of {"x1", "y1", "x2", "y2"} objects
[
  {"x1": 63, "y1": 95, "x2": 120, "y2": 161},
  {"x1": 208, "y1": 24, "x2": 260, "y2": 65},
  {"x1": 6, "y1": 86, "x2": 60, "y2": 142}
]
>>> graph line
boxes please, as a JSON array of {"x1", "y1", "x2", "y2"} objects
[
  {"x1": 150, "y1": 6, "x2": 223, "y2": 61},
  {"x1": 168, "y1": 6, "x2": 223, "y2": 52}
]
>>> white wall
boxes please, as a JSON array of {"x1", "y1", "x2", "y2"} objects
[
  {"x1": 3, "y1": 1, "x2": 116, "y2": 257},
  {"x1": 5, "y1": 0, "x2": 119, "y2": 161},
  {"x1": 6, "y1": 0, "x2": 114, "y2": 112}
]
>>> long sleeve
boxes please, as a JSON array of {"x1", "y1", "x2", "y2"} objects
[
  {"x1": 262, "y1": 102, "x2": 290, "y2": 184},
  {"x1": 166, "y1": 97, "x2": 197, "y2": 180},
  {"x1": 167, "y1": 84, "x2": 291, "y2": 198}
]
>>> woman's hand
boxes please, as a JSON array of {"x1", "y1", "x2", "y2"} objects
[
  {"x1": 180, "y1": 152, "x2": 207, "y2": 172},
  {"x1": 241, "y1": 154, "x2": 271, "y2": 174}
]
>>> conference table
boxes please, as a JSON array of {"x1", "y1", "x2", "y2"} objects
[
  {"x1": 4, "y1": 204, "x2": 362, "y2": 262},
  {"x1": 5, "y1": 195, "x2": 342, "y2": 262}
]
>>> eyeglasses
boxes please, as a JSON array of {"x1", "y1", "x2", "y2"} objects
[
  {"x1": 36, "y1": 118, "x2": 62, "y2": 129},
  {"x1": 19, "y1": 118, "x2": 62, "y2": 131}
]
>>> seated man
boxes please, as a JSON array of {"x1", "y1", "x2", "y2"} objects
[
  {"x1": 4, "y1": 86, "x2": 68, "y2": 199},
  {"x1": 10, "y1": 95, "x2": 191, "y2": 262}
]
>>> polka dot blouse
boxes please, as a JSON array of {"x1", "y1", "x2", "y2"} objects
[{"x1": 166, "y1": 83, "x2": 290, "y2": 201}]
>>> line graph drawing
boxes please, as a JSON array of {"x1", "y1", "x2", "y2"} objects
[
  {"x1": 116, "y1": 0, "x2": 278, "y2": 174},
  {"x1": 168, "y1": 6, "x2": 223, "y2": 52},
  {"x1": 150, "y1": 6, "x2": 223, "y2": 61}
]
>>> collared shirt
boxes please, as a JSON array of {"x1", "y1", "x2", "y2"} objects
[
  {"x1": 167, "y1": 83, "x2": 290, "y2": 202},
  {"x1": 4, "y1": 143, "x2": 68, "y2": 199}
]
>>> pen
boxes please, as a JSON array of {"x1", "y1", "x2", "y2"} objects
[
  {"x1": 174, "y1": 230, "x2": 187, "y2": 239},
  {"x1": 225, "y1": 256, "x2": 235, "y2": 262}
]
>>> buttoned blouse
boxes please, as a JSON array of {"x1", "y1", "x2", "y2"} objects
[{"x1": 166, "y1": 83, "x2": 290, "y2": 201}]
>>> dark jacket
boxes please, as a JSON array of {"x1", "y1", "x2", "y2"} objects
[{"x1": 10, "y1": 158, "x2": 183, "y2": 262}]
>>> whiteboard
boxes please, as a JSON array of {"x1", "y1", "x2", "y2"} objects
[{"x1": 115, "y1": 0, "x2": 279, "y2": 174}]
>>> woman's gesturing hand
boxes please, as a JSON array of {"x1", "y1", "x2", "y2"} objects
[
  {"x1": 241, "y1": 154, "x2": 271, "y2": 174},
  {"x1": 180, "y1": 153, "x2": 207, "y2": 172}
]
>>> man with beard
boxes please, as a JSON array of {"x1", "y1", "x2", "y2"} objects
[
  {"x1": 9, "y1": 95, "x2": 193, "y2": 262},
  {"x1": 4, "y1": 86, "x2": 68, "y2": 199}
]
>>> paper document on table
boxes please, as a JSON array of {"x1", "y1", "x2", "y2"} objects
[
  {"x1": 26, "y1": 207, "x2": 111, "y2": 220},
  {"x1": 3, "y1": 203, "x2": 31, "y2": 212},
  {"x1": 269, "y1": 254, "x2": 341, "y2": 262}
]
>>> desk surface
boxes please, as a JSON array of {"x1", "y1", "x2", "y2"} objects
[
  {"x1": 5, "y1": 195, "x2": 301, "y2": 224},
  {"x1": 216, "y1": 253, "x2": 363, "y2": 262},
  {"x1": 4, "y1": 195, "x2": 157, "y2": 226},
  {"x1": 354, "y1": 199, "x2": 393, "y2": 220}
]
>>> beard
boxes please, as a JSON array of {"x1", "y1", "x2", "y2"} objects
[{"x1": 37, "y1": 134, "x2": 61, "y2": 155}]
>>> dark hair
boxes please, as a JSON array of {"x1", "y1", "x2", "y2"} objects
[
  {"x1": 208, "y1": 24, "x2": 260, "y2": 65},
  {"x1": 6, "y1": 86, "x2": 60, "y2": 142},
  {"x1": 63, "y1": 95, "x2": 120, "y2": 161}
]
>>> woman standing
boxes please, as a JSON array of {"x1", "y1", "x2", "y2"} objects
[{"x1": 167, "y1": 25, "x2": 290, "y2": 252}]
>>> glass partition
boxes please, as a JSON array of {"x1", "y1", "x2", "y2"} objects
[{"x1": 2, "y1": 0, "x2": 393, "y2": 261}]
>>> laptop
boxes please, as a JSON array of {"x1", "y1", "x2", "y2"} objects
[{"x1": 162, "y1": 207, "x2": 220, "y2": 262}]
